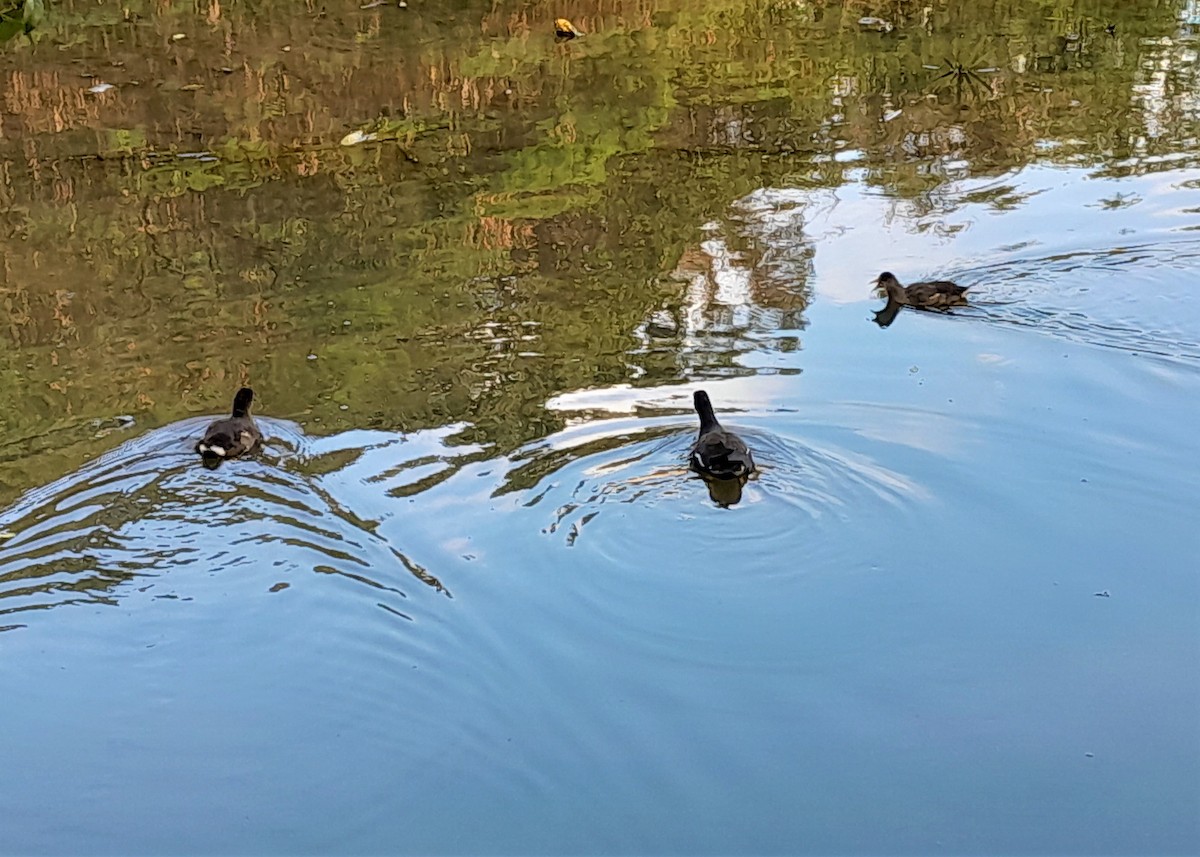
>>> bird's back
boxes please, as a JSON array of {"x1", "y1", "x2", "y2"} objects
[
  {"x1": 197, "y1": 416, "x2": 260, "y2": 456},
  {"x1": 692, "y1": 426, "x2": 755, "y2": 479},
  {"x1": 907, "y1": 280, "x2": 969, "y2": 307}
]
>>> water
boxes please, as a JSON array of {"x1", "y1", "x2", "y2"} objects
[{"x1": 2, "y1": 0, "x2": 1200, "y2": 853}]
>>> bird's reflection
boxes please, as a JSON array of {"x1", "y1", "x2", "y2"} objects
[
  {"x1": 872, "y1": 298, "x2": 903, "y2": 328},
  {"x1": 702, "y1": 474, "x2": 747, "y2": 507}
]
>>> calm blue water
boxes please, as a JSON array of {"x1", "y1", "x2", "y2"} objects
[{"x1": 2, "y1": 161, "x2": 1199, "y2": 854}]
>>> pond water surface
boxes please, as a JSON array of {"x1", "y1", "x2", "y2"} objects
[{"x1": 1, "y1": 0, "x2": 1199, "y2": 853}]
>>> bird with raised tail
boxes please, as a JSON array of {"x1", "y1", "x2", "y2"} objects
[
  {"x1": 196, "y1": 387, "x2": 262, "y2": 465},
  {"x1": 874, "y1": 271, "x2": 969, "y2": 309},
  {"x1": 689, "y1": 390, "x2": 755, "y2": 480}
]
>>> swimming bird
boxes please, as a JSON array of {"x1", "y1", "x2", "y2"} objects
[
  {"x1": 690, "y1": 390, "x2": 755, "y2": 480},
  {"x1": 874, "y1": 271, "x2": 969, "y2": 309},
  {"x1": 196, "y1": 387, "x2": 262, "y2": 465}
]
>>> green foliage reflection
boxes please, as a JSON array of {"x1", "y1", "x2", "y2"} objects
[{"x1": 0, "y1": 0, "x2": 1194, "y2": 499}]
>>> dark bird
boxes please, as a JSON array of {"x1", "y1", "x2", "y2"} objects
[
  {"x1": 690, "y1": 390, "x2": 755, "y2": 480},
  {"x1": 196, "y1": 387, "x2": 262, "y2": 465},
  {"x1": 873, "y1": 271, "x2": 969, "y2": 310}
]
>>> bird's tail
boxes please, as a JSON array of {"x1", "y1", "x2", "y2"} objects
[
  {"x1": 693, "y1": 389, "x2": 720, "y2": 432},
  {"x1": 231, "y1": 387, "x2": 254, "y2": 418}
]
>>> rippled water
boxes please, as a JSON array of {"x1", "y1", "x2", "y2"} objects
[
  {"x1": 4, "y1": 0, "x2": 1200, "y2": 853},
  {"x1": 4, "y1": 165, "x2": 1198, "y2": 850}
]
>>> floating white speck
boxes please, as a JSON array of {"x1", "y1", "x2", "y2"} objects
[
  {"x1": 87, "y1": 82, "x2": 115, "y2": 94},
  {"x1": 883, "y1": 108, "x2": 902, "y2": 122},
  {"x1": 858, "y1": 16, "x2": 894, "y2": 32},
  {"x1": 340, "y1": 130, "x2": 378, "y2": 146}
]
